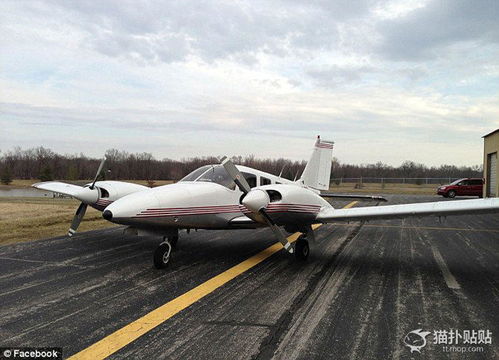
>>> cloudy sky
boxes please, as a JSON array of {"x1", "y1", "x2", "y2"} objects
[{"x1": 1, "y1": 0, "x2": 498, "y2": 166}]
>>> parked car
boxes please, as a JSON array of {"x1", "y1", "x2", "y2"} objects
[{"x1": 437, "y1": 178, "x2": 484, "y2": 198}]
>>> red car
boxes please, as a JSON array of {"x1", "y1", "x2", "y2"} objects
[{"x1": 437, "y1": 178, "x2": 484, "y2": 198}]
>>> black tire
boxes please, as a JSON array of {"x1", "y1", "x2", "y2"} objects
[
  {"x1": 447, "y1": 190, "x2": 456, "y2": 198},
  {"x1": 295, "y1": 237, "x2": 310, "y2": 261},
  {"x1": 154, "y1": 242, "x2": 172, "y2": 269}
]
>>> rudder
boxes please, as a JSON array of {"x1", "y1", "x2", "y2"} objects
[{"x1": 299, "y1": 136, "x2": 334, "y2": 190}]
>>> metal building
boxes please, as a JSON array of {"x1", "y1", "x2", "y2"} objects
[{"x1": 483, "y1": 129, "x2": 499, "y2": 197}]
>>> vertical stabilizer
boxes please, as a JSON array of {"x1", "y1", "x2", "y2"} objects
[{"x1": 299, "y1": 136, "x2": 334, "y2": 190}]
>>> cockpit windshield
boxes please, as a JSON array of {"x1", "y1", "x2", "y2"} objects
[
  {"x1": 180, "y1": 165, "x2": 236, "y2": 190},
  {"x1": 180, "y1": 165, "x2": 211, "y2": 182}
]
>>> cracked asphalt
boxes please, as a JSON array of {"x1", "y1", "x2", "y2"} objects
[{"x1": 0, "y1": 195, "x2": 498, "y2": 359}]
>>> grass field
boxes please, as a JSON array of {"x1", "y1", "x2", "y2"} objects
[
  {"x1": 0, "y1": 197, "x2": 115, "y2": 245},
  {"x1": 329, "y1": 182, "x2": 439, "y2": 195}
]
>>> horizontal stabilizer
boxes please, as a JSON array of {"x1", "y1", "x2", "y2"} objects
[
  {"x1": 317, "y1": 198, "x2": 499, "y2": 222},
  {"x1": 32, "y1": 181, "x2": 83, "y2": 197},
  {"x1": 320, "y1": 193, "x2": 387, "y2": 202}
]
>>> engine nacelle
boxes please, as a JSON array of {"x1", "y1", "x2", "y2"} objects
[
  {"x1": 84, "y1": 181, "x2": 149, "y2": 209},
  {"x1": 75, "y1": 187, "x2": 99, "y2": 204},
  {"x1": 241, "y1": 189, "x2": 270, "y2": 213},
  {"x1": 243, "y1": 184, "x2": 330, "y2": 226}
]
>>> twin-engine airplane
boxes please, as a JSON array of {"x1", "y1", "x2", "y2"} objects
[{"x1": 34, "y1": 136, "x2": 499, "y2": 269}]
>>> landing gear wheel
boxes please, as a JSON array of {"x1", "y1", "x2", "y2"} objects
[
  {"x1": 154, "y1": 241, "x2": 172, "y2": 269},
  {"x1": 294, "y1": 236, "x2": 310, "y2": 261},
  {"x1": 447, "y1": 190, "x2": 456, "y2": 198}
]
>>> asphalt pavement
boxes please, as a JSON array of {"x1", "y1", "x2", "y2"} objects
[{"x1": 0, "y1": 195, "x2": 498, "y2": 359}]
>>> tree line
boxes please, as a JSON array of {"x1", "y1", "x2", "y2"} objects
[{"x1": 0, "y1": 146, "x2": 482, "y2": 185}]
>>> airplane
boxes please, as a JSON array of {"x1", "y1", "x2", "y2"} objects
[{"x1": 34, "y1": 136, "x2": 499, "y2": 269}]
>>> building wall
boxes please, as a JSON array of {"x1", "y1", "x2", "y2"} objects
[{"x1": 483, "y1": 132, "x2": 499, "y2": 197}]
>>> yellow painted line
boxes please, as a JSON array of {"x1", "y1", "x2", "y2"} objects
[
  {"x1": 430, "y1": 245, "x2": 460, "y2": 290},
  {"x1": 69, "y1": 201, "x2": 358, "y2": 360}
]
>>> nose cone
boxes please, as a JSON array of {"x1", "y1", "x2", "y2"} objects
[
  {"x1": 242, "y1": 189, "x2": 270, "y2": 213},
  {"x1": 102, "y1": 210, "x2": 113, "y2": 220},
  {"x1": 104, "y1": 189, "x2": 160, "y2": 225}
]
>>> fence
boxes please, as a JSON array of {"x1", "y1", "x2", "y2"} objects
[{"x1": 330, "y1": 177, "x2": 460, "y2": 185}]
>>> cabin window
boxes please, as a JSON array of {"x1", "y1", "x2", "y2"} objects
[
  {"x1": 242, "y1": 172, "x2": 257, "y2": 188},
  {"x1": 260, "y1": 177, "x2": 271, "y2": 186}
]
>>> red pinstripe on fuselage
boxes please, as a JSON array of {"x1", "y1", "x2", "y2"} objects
[{"x1": 132, "y1": 203, "x2": 321, "y2": 218}]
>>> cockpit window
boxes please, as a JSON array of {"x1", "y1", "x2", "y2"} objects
[
  {"x1": 196, "y1": 165, "x2": 236, "y2": 190},
  {"x1": 180, "y1": 165, "x2": 212, "y2": 182}
]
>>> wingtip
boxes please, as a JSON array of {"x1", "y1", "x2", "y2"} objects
[{"x1": 32, "y1": 182, "x2": 43, "y2": 189}]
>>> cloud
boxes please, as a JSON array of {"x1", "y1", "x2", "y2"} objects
[
  {"x1": 1, "y1": 0, "x2": 498, "y2": 166},
  {"x1": 14, "y1": 0, "x2": 379, "y2": 65},
  {"x1": 306, "y1": 65, "x2": 378, "y2": 88},
  {"x1": 376, "y1": 0, "x2": 499, "y2": 61}
]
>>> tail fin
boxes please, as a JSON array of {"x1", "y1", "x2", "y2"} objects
[{"x1": 299, "y1": 136, "x2": 334, "y2": 190}]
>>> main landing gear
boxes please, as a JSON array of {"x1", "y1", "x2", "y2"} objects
[
  {"x1": 294, "y1": 234, "x2": 310, "y2": 261},
  {"x1": 153, "y1": 232, "x2": 179, "y2": 269}
]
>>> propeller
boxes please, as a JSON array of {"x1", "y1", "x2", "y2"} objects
[
  {"x1": 68, "y1": 157, "x2": 106, "y2": 237},
  {"x1": 220, "y1": 156, "x2": 294, "y2": 253},
  {"x1": 90, "y1": 158, "x2": 106, "y2": 189},
  {"x1": 68, "y1": 202, "x2": 87, "y2": 237}
]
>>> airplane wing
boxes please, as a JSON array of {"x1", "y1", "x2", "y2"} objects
[
  {"x1": 320, "y1": 193, "x2": 387, "y2": 202},
  {"x1": 32, "y1": 181, "x2": 83, "y2": 197},
  {"x1": 317, "y1": 198, "x2": 499, "y2": 222}
]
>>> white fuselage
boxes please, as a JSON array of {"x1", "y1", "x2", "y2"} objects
[{"x1": 103, "y1": 166, "x2": 332, "y2": 231}]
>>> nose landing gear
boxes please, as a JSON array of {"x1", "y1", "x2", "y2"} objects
[
  {"x1": 154, "y1": 239, "x2": 172, "y2": 269},
  {"x1": 294, "y1": 234, "x2": 310, "y2": 261},
  {"x1": 153, "y1": 232, "x2": 179, "y2": 269}
]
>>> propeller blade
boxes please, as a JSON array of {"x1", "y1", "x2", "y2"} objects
[
  {"x1": 220, "y1": 156, "x2": 293, "y2": 253},
  {"x1": 220, "y1": 156, "x2": 251, "y2": 194},
  {"x1": 259, "y1": 210, "x2": 294, "y2": 253},
  {"x1": 68, "y1": 202, "x2": 87, "y2": 237},
  {"x1": 90, "y1": 158, "x2": 106, "y2": 189}
]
